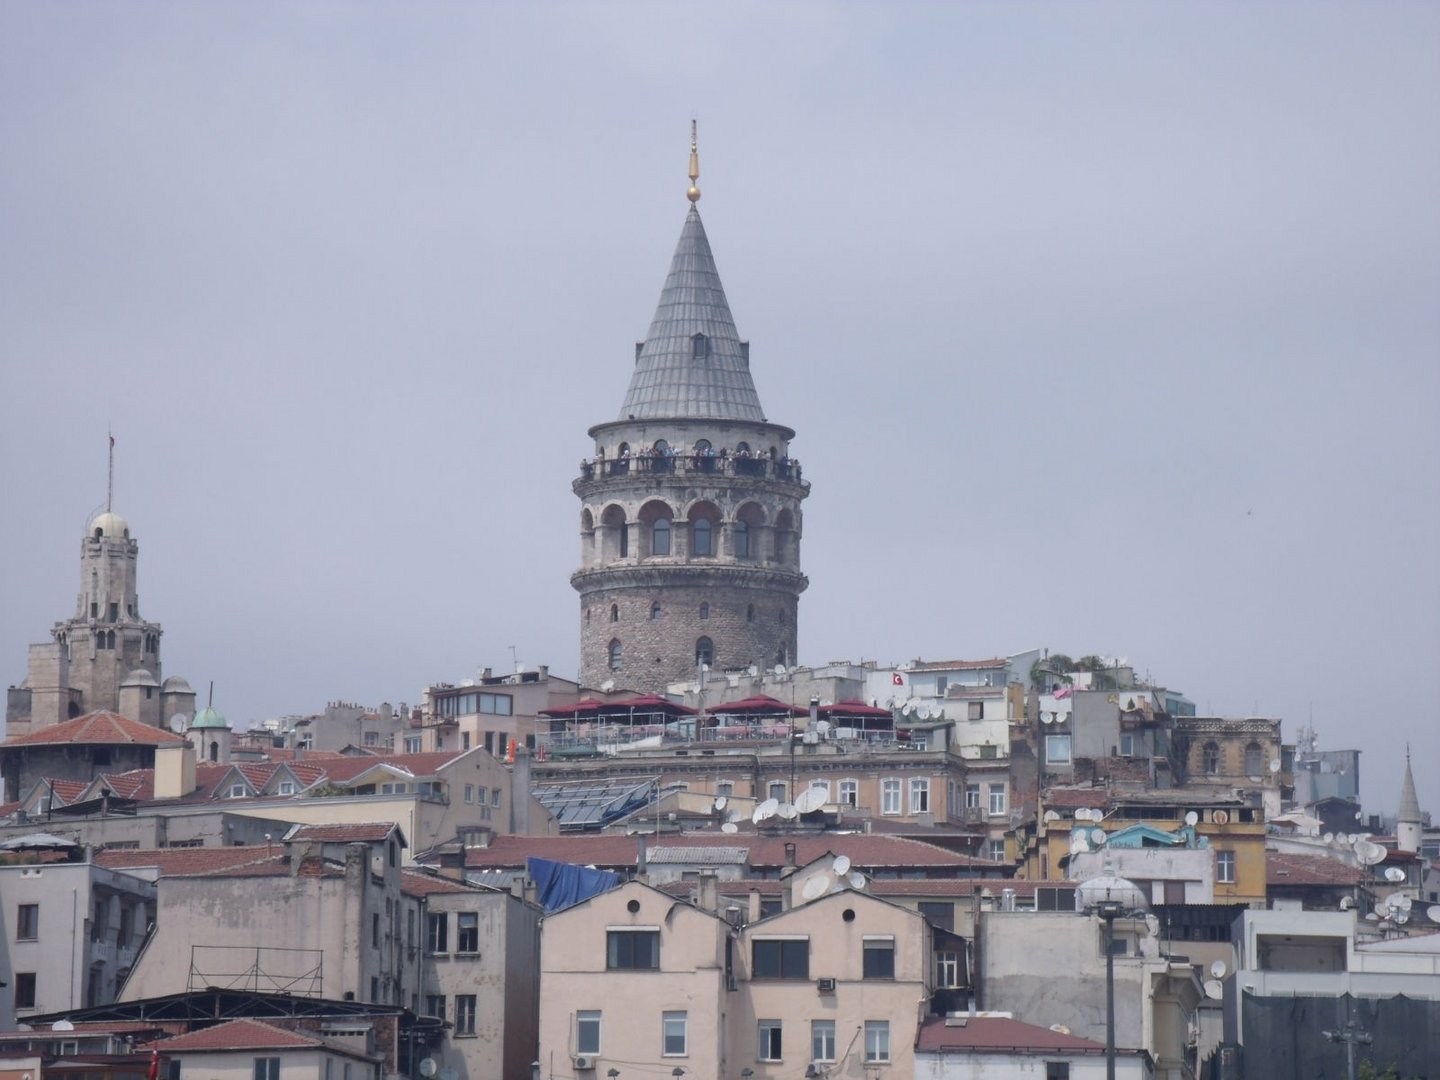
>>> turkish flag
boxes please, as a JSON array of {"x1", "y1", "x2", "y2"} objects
[
  {"x1": 148, "y1": 1048, "x2": 159, "y2": 1080},
  {"x1": 892, "y1": 673, "x2": 904, "y2": 686}
]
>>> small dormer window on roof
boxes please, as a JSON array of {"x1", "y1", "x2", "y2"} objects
[{"x1": 691, "y1": 333, "x2": 709, "y2": 359}]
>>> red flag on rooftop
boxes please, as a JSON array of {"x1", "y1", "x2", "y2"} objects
[
  {"x1": 148, "y1": 1047, "x2": 159, "y2": 1080},
  {"x1": 892, "y1": 672, "x2": 904, "y2": 686}
]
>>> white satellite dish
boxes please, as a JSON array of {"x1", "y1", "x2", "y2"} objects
[
  {"x1": 1385, "y1": 866, "x2": 1406, "y2": 883},
  {"x1": 600, "y1": 678, "x2": 615, "y2": 692},
  {"x1": 727, "y1": 809, "x2": 744, "y2": 824},
  {"x1": 1364, "y1": 911, "x2": 1379, "y2": 921},
  {"x1": 714, "y1": 796, "x2": 728, "y2": 811},
  {"x1": 1324, "y1": 833, "x2": 1335, "y2": 844},
  {"x1": 721, "y1": 822, "x2": 739, "y2": 834},
  {"x1": 901, "y1": 704, "x2": 914, "y2": 717},
  {"x1": 795, "y1": 787, "x2": 826, "y2": 814},
  {"x1": 1042, "y1": 712, "x2": 1054, "y2": 724},
  {"x1": 1426, "y1": 905, "x2": 1440, "y2": 923},
  {"x1": 168, "y1": 713, "x2": 187, "y2": 734},
  {"x1": 1375, "y1": 902, "x2": 1391, "y2": 918},
  {"x1": 848, "y1": 871, "x2": 866, "y2": 890},
  {"x1": 1339, "y1": 896, "x2": 1356, "y2": 910},
  {"x1": 417, "y1": 1059, "x2": 437, "y2": 1079},
  {"x1": 1074, "y1": 808, "x2": 1090, "y2": 822},
  {"x1": 1360, "y1": 842, "x2": 1387, "y2": 866},
  {"x1": 918, "y1": 705, "x2": 932, "y2": 720},
  {"x1": 1212, "y1": 810, "x2": 1230, "y2": 825},
  {"x1": 777, "y1": 802, "x2": 799, "y2": 820},
  {"x1": 1091, "y1": 829, "x2": 1108, "y2": 845},
  {"x1": 1184, "y1": 811, "x2": 1199, "y2": 827},
  {"x1": 816, "y1": 720, "x2": 831, "y2": 736},
  {"x1": 753, "y1": 798, "x2": 779, "y2": 824},
  {"x1": 51, "y1": 1020, "x2": 74, "y2": 1032},
  {"x1": 1043, "y1": 810, "x2": 1061, "y2": 823},
  {"x1": 801, "y1": 875, "x2": 829, "y2": 901},
  {"x1": 1204, "y1": 979, "x2": 1224, "y2": 1000},
  {"x1": 773, "y1": 664, "x2": 787, "y2": 676},
  {"x1": 832, "y1": 855, "x2": 852, "y2": 876},
  {"x1": 747, "y1": 665, "x2": 759, "y2": 677},
  {"x1": 1269, "y1": 759, "x2": 1282, "y2": 773},
  {"x1": 1050, "y1": 1024, "x2": 1072, "y2": 1036},
  {"x1": 1071, "y1": 835, "x2": 1090, "y2": 853},
  {"x1": 1210, "y1": 960, "x2": 1227, "y2": 979},
  {"x1": 1396, "y1": 911, "x2": 1410, "y2": 925},
  {"x1": 1395, "y1": 895, "x2": 1413, "y2": 911}
]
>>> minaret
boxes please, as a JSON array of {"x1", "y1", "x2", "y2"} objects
[
  {"x1": 1396, "y1": 746, "x2": 1422, "y2": 854},
  {"x1": 571, "y1": 125, "x2": 810, "y2": 693}
]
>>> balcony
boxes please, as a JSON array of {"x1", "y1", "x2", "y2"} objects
[{"x1": 578, "y1": 452, "x2": 807, "y2": 489}]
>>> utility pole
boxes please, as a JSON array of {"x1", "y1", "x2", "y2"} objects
[{"x1": 1322, "y1": 1023, "x2": 1372, "y2": 1080}]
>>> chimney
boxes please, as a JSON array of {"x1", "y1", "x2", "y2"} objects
[
  {"x1": 636, "y1": 833, "x2": 648, "y2": 879},
  {"x1": 697, "y1": 869, "x2": 719, "y2": 914},
  {"x1": 748, "y1": 888, "x2": 762, "y2": 923},
  {"x1": 511, "y1": 744, "x2": 532, "y2": 834},
  {"x1": 153, "y1": 743, "x2": 196, "y2": 800},
  {"x1": 780, "y1": 842, "x2": 798, "y2": 878}
]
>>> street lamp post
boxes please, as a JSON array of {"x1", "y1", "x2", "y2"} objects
[
  {"x1": 1323, "y1": 1024, "x2": 1372, "y2": 1080},
  {"x1": 1076, "y1": 872, "x2": 1148, "y2": 1080}
]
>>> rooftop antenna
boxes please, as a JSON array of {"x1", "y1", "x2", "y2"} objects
[
  {"x1": 509, "y1": 644, "x2": 518, "y2": 672},
  {"x1": 207, "y1": 681, "x2": 214, "y2": 708},
  {"x1": 687, "y1": 120, "x2": 701, "y2": 204},
  {"x1": 107, "y1": 430, "x2": 115, "y2": 512}
]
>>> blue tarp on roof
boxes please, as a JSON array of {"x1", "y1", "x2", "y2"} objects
[{"x1": 527, "y1": 856, "x2": 622, "y2": 913}]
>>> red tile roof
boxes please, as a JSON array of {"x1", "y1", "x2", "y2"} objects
[
  {"x1": 401, "y1": 870, "x2": 489, "y2": 897},
  {"x1": 460, "y1": 833, "x2": 988, "y2": 872},
  {"x1": 1267, "y1": 852, "x2": 1364, "y2": 887},
  {"x1": 286, "y1": 822, "x2": 403, "y2": 845},
  {"x1": 916, "y1": 1015, "x2": 1107, "y2": 1053},
  {"x1": 95, "y1": 846, "x2": 284, "y2": 876},
  {"x1": 158, "y1": 1019, "x2": 325, "y2": 1052},
  {"x1": 4, "y1": 711, "x2": 185, "y2": 747},
  {"x1": 1042, "y1": 787, "x2": 1112, "y2": 809},
  {"x1": 318, "y1": 752, "x2": 471, "y2": 783}
]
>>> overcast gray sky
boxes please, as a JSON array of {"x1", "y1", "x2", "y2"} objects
[{"x1": 2, "y1": 3, "x2": 1436, "y2": 816}]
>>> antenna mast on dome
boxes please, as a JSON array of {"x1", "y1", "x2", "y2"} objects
[
  {"x1": 687, "y1": 119, "x2": 701, "y2": 204},
  {"x1": 107, "y1": 430, "x2": 115, "y2": 513}
]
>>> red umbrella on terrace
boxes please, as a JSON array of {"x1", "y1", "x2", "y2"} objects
[
  {"x1": 710, "y1": 694, "x2": 808, "y2": 716},
  {"x1": 817, "y1": 700, "x2": 894, "y2": 719}
]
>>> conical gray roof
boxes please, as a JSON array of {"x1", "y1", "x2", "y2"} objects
[
  {"x1": 1398, "y1": 751, "x2": 1422, "y2": 824},
  {"x1": 619, "y1": 206, "x2": 766, "y2": 422}
]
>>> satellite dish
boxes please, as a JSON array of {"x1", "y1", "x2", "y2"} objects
[
  {"x1": 727, "y1": 809, "x2": 744, "y2": 824},
  {"x1": 714, "y1": 796, "x2": 728, "y2": 811},
  {"x1": 1365, "y1": 912, "x2": 1379, "y2": 921},
  {"x1": 777, "y1": 802, "x2": 799, "y2": 820},
  {"x1": 1091, "y1": 829, "x2": 1108, "y2": 845},
  {"x1": 1050, "y1": 1024, "x2": 1072, "y2": 1036},
  {"x1": 918, "y1": 706, "x2": 932, "y2": 720},
  {"x1": 1212, "y1": 810, "x2": 1230, "y2": 825},
  {"x1": 1042, "y1": 712, "x2": 1053, "y2": 724},
  {"x1": 168, "y1": 713, "x2": 187, "y2": 734},
  {"x1": 1426, "y1": 905, "x2": 1440, "y2": 923},
  {"x1": 901, "y1": 704, "x2": 914, "y2": 717},
  {"x1": 747, "y1": 665, "x2": 759, "y2": 677},
  {"x1": 1395, "y1": 895, "x2": 1413, "y2": 911},
  {"x1": 773, "y1": 664, "x2": 787, "y2": 676},
  {"x1": 833, "y1": 854, "x2": 851, "y2": 876},
  {"x1": 439, "y1": 1067, "x2": 458, "y2": 1080},
  {"x1": 1074, "y1": 808, "x2": 1090, "y2": 822},
  {"x1": 418, "y1": 1059, "x2": 438, "y2": 1079},
  {"x1": 600, "y1": 679, "x2": 615, "y2": 692},
  {"x1": 1375, "y1": 902, "x2": 1391, "y2": 917},
  {"x1": 1204, "y1": 979, "x2": 1224, "y2": 1000},
  {"x1": 51, "y1": 1020, "x2": 74, "y2": 1032},
  {"x1": 1339, "y1": 896, "x2": 1355, "y2": 910},
  {"x1": 1324, "y1": 833, "x2": 1335, "y2": 844},
  {"x1": 753, "y1": 798, "x2": 779, "y2": 824},
  {"x1": 1043, "y1": 810, "x2": 1060, "y2": 823},
  {"x1": 1210, "y1": 960, "x2": 1227, "y2": 979},
  {"x1": 794, "y1": 787, "x2": 826, "y2": 814},
  {"x1": 1361, "y1": 843, "x2": 1387, "y2": 866},
  {"x1": 1385, "y1": 866, "x2": 1406, "y2": 883},
  {"x1": 1396, "y1": 911, "x2": 1411, "y2": 925},
  {"x1": 721, "y1": 822, "x2": 739, "y2": 834},
  {"x1": 848, "y1": 871, "x2": 866, "y2": 890},
  {"x1": 801, "y1": 875, "x2": 829, "y2": 901},
  {"x1": 1071, "y1": 836, "x2": 1090, "y2": 854},
  {"x1": 1269, "y1": 759, "x2": 1282, "y2": 773},
  {"x1": 1184, "y1": 811, "x2": 1199, "y2": 827},
  {"x1": 816, "y1": 720, "x2": 831, "y2": 735}
]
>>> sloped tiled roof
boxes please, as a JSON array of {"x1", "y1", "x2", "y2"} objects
[
  {"x1": 158, "y1": 1019, "x2": 324, "y2": 1052},
  {"x1": 401, "y1": 869, "x2": 492, "y2": 898},
  {"x1": 4, "y1": 711, "x2": 185, "y2": 747},
  {"x1": 94, "y1": 846, "x2": 284, "y2": 876},
  {"x1": 1266, "y1": 852, "x2": 1364, "y2": 887},
  {"x1": 917, "y1": 1015, "x2": 1108, "y2": 1053},
  {"x1": 285, "y1": 822, "x2": 404, "y2": 845},
  {"x1": 317, "y1": 751, "x2": 469, "y2": 784},
  {"x1": 619, "y1": 205, "x2": 767, "y2": 422}
]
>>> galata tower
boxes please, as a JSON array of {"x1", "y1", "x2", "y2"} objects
[{"x1": 572, "y1": 126, "x2": 810, "y2": 694}]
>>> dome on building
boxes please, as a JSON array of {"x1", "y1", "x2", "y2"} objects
[
  {"x1": 120, "y1": 668, "x2": 160, "y2": 688},
  {"x1": 88, "y1": 510, "x2": 130, "y2": 539},
  {"x1": 161, "y1": 675, "x2": 193, "y2": 692},
  {"x1": 191, "y1": 706, "x2": 229, "y2": 729}
]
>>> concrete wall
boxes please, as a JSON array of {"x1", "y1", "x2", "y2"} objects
[
  {"x1": 915, "y1": 1049, "x2": 1152, "y2": 1079},
  {"x1": 1070, "y1": 847, "x2": 1216, "y2": 904}
]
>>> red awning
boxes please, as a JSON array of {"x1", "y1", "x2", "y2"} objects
[
  {"x1": 709, "y1": 695, "x2": 808, "y2": 717},
  {"x1": 817, "y1": 700, "x2": 894, "y2": 719}
]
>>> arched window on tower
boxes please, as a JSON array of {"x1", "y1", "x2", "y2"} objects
[
  {"x1": 1202, "y1": 742, "x2": 1220, "y2": 774},
  {"x1": 1244, "y1": 742, "x2": 1263, "y2": 776},
  {"x1": 619, "y1": 524, "x2": 629, "y2": 558},
  {"x1": 746, "y1": 604, "x2": 755, "y2": 623},
  {"x1": 699, "y1": 602, "x2": 710, "y2": 620},
  {"x1": 775, "y1": 644, "x2": 790, "y2": 667},
  {"x1": 209, "y1": 741, "x2": 219, "y2": 763},
  {"x1": 695, "y1": 637, "x2": 714, "y2": 668},
  {"x1": 652, "y1": 518, "x2": 671, "y2": 556},
  {"x1": 693, "y1": 518, "x2": 713, "y2": 556},
  {"x1": 692, "y1": 333, "x2": 709, "y2": 359},
  {"x1": 610, "y1": 604, "x2": 620, "y2": 623},
  {"x1": 608, "y1": 639, "x2": 623, "y2": 671},
  {"x1": 650, "y1": 601, "x2": 662, "y2": 620},
  {"x1": 733, "y1": 520, "x2": 749, "y2": 559}
]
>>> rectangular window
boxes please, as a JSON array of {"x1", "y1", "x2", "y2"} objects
[
  {"x1": 372, "y1": 913, "x2": 380, "y2": 947},
  {"x1": 464, "y1": 784, "x2": 474, "y2": 803},
  {"x1": 456, "y1": 912, "x2": 479, "y2": 953},
  {"x1": 1119, "y1": 733, "x2": 1135, "y2": 757},
  {"x1": 910, "y1": 777, "x2": 930, "y2": 813},
  {"x1": 918, "y1": 901, "x2": 954, "y2": 932},
  {"x1": 576, "y1": 1011, "x2": 601, "y2": 1055},
  {"x1": 607, "y1": 929, "x2": 660, "y2": 969},
  {"x1": 934, "y1": 676, "x2": 948, "y2": 697},
  {"x1": 751, "y1": 938, "x2": 809, "y2": 979},
  {"x1": 1046, "y1": 735, "x2": 1072, "y2": 764},
  {"x1": 15, "y1": 972, "x2": 37, "y2": 1009},
  {"x1": 758, "y1": 1020, "x2": 782, "y2": 1062},
  {"x1": 426, "y1": 912, "x2": 448, "y2": 953},
  {"x1": 1046, "y1": 1064, "x2": 1071, "y2": 1080},
  {"x1": 491, "y1": 788, "x2": 501, "y2": 807},
  {"x1": 965, "y1": 783, "x2": 981, "y2": 809},
  {"x1": 1164, "y1": 880, "x2": 1186, "y2": 905},
  {"x1": 476, "y1": 786, "x2": 487, "y2": 805},
  {"x1": 454, "y1": 995, "x2": 476, "y2": 1036},
  {"x1": 881, "y1": 778, "x2": 901, "y2": 815},
  {"x1": 479, "y1": 692, "x2": 513, "y2": 716},
  {"x1": 17, "y1": 903, "x2": 39, "y2": 940},
  {"x1": 425, "y1": 994, "x2": 445, "y2": 1020},
  {"x1": 839, "y1": 779, "x2": 858, "y2": 806},
  {"x1": 862, "y1": 937, "x2": 895, "y2": 979},
  {"x1": 404, "y1": 736, "x2": 422, "y2": 753},
  {"x1": 967, "y1": 701, "x2": 983, "y2": 721},
  {"x1": 662, "y1": 1010, "x2": 687, "y2": 1056},
  {"x1": 277, "y1": 780, "x2": 295, "y2": 795},
  {"x1": 987, "y1": 838, "x2": 1007, "y2": 862},
  {"x1": 811, "y1": 1020, "x2": 836, "y2": 1062},
  {"x1": 864, "y1": 1021, "x2": 890, "y2": 1063},
  {"x1": 363, "y1": 731, "x2": 379, "y2": 746},
  {"x1": 716, "y1": 781, "x2": 734, "y2": 797},
  {"x1": 254, "y1": 1058, "x2": 280, "y2": 1080},
  {"x1": 988, "y1": 783, "x2": 1007, "y2": 815},
  {"x1": 768, "y1": 781, "x2": 788, "y2": 802},
  {"x1": 936, "y1": 950, "x2": 961, "y2": 988},
  {"x1": 1217, "y1": 850, "x2": 1236, "y2": 884},
  {"x1": 808, "y1": 779, "x2": 830, "y2": 801}
]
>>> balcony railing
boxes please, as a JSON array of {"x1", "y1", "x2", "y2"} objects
[{"x1": 579, "y1": 453, "x2": 805, "y2": 485}]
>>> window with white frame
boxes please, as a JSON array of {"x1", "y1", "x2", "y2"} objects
[
  {"x1": 254, "y1": 1058, "x2": 280, "y2": 1080},
  {"x1": 881, "y1": 778, "x2": 902, "y2": 815},
  {"x1": 464, "y1": 784, "x2": 474, "y2": 803},
  {"x1": 808, "y1": 779, "x2": 830, "y2": 802},
  {"x1": 768, "y1": 781, "x2": 788, "y2": 802},
  {"x1": 662, "y1": 1011, "x2": 687, "y2": 1056},
  {"x1": 864, "y1": 1020, "x2": 890, "y2": 1063},
  {"x1": 758, "y1": 1019, "x2": 783, "y2": 1061},
  {"x1": 988, "y1": 783, "x2": 1007, "y2": 815},
  {"x1": 716, "y1": 780, "x2": 734, "y2": 798},
  {"x1": 1217, "y1": 850, "x2": 1236, "y2": 883},
  {"x1": 812, "y1": 1020, "x2": 836, "y2": 1062},
  {"x1": 839, "y1": 778, "x2": 858, "y2": 806},
  {"x1": 456, "y1": 912, "x2": 479, "y2": 953},
  {"x1": 936, "y1": 950, "x2": 961, "y2": 987},
  {"x1": 404, "y1": 736, "x2": 422, "y2": 753},
  {"x1": 1046, "y1": 735, "x2": 1072, "y2": 764},
  {"x1": 987, "y1": 838, "x2": 1007, "y2": 862},
  {"x1": 454, "y1": 995, "x2": 476, "y2": 1036},
  {"x1": 910, "y1": 777, "x2": 930, "y2": 813},
  {"x1": 965, "y1": 783, "x2": 981, "y2": 809},
  {"x1": 576, "y1": 1011, "x2": 601, "y2": 1055},
  {"x1": 1120, "y1": 733, "x2": 1135, "y2": 757}
]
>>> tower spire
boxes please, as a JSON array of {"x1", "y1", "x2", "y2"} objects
[
  {"x1": 107, "y1": 430, "x2": 115, "y2": 512},
  {"x1": 687, "y1": 120, "x2": 701, "y2": 204}
]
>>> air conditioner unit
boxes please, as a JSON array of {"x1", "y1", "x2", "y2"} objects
[
  {"x1": 572, "y1": 1055, "x2": 596, "y2": 1070},
  {"x1": 816, "y1": 977, "x2": 837, "y2": 993}
]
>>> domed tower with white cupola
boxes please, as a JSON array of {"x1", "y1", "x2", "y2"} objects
[{"x1": 572, "y1": 126, "x2": 810, "y2": 694}]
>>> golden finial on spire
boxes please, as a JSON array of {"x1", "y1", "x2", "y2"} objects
[{"x1": 687, "y1": 119, "x2": 701, "y2": 204}]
